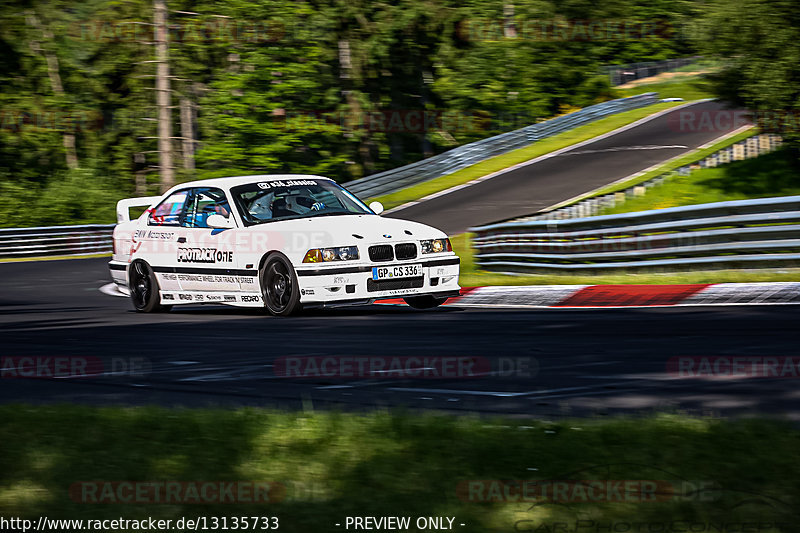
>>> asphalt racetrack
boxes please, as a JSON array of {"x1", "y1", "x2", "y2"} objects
[
  {"x1": 395, "y1": 100, "x2": 746, "y2": 234},
  {"x1": 1, "y1": 258, "x2": 798, "y2": 419}
]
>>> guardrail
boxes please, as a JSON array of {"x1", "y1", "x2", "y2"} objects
[
  {"x1": 469, "y1": 196, "x2": 800, "y2": 273},
  {"x1": 604, "y1": 57, "x2": 701, "y2": 86},
  {"x1": 513, "y1": 133, "x2": 784, "y2": 222},
  {"x1": 346, "y1": 93, "x2": 658, "y2": 199},
  {"x1": 0, "y1": 224, "x2": 115, "y2": 259}
]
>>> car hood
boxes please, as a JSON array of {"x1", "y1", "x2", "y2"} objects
[{"x1": 239, "y1": 214, "x2": 447, "y2": 246}]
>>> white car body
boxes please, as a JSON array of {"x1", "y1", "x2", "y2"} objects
[{"x1": 109, "y1": 174, "x2": 460, "y2": 312}]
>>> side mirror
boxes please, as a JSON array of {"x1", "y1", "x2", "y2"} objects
[
  {"x1": 207, "y1": 214, "x2": 234, "y2": 229},
  {"x1": 369, "y1": 201, "x2": 384, "y2": 215}
]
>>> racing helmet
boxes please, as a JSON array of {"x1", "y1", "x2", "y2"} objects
[{"x1": 283, "y1": 189, "x2": 323, "y2": 215}]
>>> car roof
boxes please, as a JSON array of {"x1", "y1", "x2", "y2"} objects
[{"x1": 166, "y1": 174, "x2": 335, "y2": 193}]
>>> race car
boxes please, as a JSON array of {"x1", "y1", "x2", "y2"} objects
[{"x1": 108, "y1": 174, "x2": 460, "y2": 316}]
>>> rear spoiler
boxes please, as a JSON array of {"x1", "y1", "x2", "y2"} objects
[{"x1": 116, "y1": 196, "x2": 161, "y2": 223}]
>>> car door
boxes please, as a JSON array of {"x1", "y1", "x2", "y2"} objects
[
  {"x1": 176, "y1": 187, "x2": 240, "y2": 298},
  {"x1": 136, "y1": 189, "x2": 191, "y2": 294}
]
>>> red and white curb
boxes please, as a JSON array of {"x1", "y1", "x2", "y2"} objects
[{"x1": 377, "y1": 283, "x2": 800, "y2": 308}]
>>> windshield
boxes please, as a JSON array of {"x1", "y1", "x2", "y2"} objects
[{"x1": 230, "y1": 178, "x2": 372, "y2": 226}]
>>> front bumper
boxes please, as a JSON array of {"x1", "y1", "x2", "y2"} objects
[{"x1": 295, "y1": 255, "x2": 460, "y2": 304}]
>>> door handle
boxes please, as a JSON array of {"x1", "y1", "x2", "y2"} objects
[{"x1": 177, "y1": 237, "x2": 186, "y2": 243}]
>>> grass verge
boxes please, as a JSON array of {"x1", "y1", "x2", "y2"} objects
[
  {"x1": 617, "y1": 75, "x2": 717, "y2": 101},
  {"x1": 451, "y1": 233, "x2": 800, "y2": 286},
  {"x1": 372, "y1": 101, "x2": 684, "y2": 211},
  {"x1": 600, "y1": 145, "x2": 800, "y2": 215},
  {"x1": 585, "y1": 127, "x2": 758, "y2": 200},
  {"x1": 0, "y1": 406, "x2": 796, "y2": 532}
]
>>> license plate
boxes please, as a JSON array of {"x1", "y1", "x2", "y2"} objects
[{"x1": 372, "y1": 264, "x2": 422, "y2": 280}]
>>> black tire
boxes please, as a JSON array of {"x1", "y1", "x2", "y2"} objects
[
  {"x1": 403, "y1": 295, "x2": 448, "y2": 309},
  {"x1": 129, "y1": 260, "x2": 171, "y2": 313},
  {"x1": 261, "y1": 254, "x2": 302, "y2": 316}
]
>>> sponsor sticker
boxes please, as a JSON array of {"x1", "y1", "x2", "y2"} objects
[
  {"x1": 177, "y1": 247, "x2": 234, "y2": 263},
  {"x1": 257, "y1": 179, "x2": 317, "y2": 189}
]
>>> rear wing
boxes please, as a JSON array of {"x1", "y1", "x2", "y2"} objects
[{"x1": 116, "y1": 196, "x2": 161, "y2": 223}]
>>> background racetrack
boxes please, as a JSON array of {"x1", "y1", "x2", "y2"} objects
[
  {"x1": 2, "y1": 257, "x2": 799, "y2": 419},
  {"x1": 396, "y1": 100, "x2": 745, "y2": 234}
]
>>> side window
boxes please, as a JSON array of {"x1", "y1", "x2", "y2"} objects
[
  {"x1": 183, "y1": 187, "x2": 231, "y2": 229},
  {"x1": 149, "y1": 191, "x2": 188, "y2": 226}
]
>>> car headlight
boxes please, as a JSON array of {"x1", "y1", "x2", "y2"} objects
[
  {"x1": 420, "y1": 238, "x2": 452, "y2": 254},
  {"x1": 303, "y1": 246, "x2": 360, "y2": 263}
]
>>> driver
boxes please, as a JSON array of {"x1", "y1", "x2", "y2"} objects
[
  {"x1": 249, "y1": 194, "x2": 273, "y2": 220},
  {"x1": 214, "y1": 203, "x2": 231, "y2": 217},
  {"x1": 282, "y1": 190, "x2": 325, "y2": 215}
]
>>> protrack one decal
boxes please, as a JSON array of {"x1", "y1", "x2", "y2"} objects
[{"x1": 177, "y1": 248, "x2": 233, "y2": 263}]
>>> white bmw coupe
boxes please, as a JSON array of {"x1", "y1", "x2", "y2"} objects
[{"x1": 108, "y1": 175, "x2": 460, "y2": 316}]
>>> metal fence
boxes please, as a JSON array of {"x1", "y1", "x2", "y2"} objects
[
  {"x1": 513, "y1": 133, "x2": 784, "y2": 222},
  {"x1": 604, "y1": 57, "x2": 701, "y2": 86},
  {"x1": 0, "y1": 224, "x2": 115, "y2": 259},
  {"x1": 346, "y1": 93, "x2": 658, "y2": 200},
  {"x1": 470, "y1": 196, "x2": 800, "y2": 273}
]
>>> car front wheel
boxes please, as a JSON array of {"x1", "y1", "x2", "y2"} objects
[
  {"x1": 129, "y1": 260, "x2": 171, "y2": 313},
  {"x1": 261, "y1": 254, "x2": 302, "y2": 316},
  {"x1": 403, "y1": 295, "x2": 448, "y2": 309}
]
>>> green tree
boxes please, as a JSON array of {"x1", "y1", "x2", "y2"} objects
[{"x1": 698, "y1": 0, "x2": 800, "y2": 154}]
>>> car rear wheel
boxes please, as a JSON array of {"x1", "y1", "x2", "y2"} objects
[
  {"x1": 403, "y1": 295, "x2": 448, "y2": 309},
  {"x1": 129, "y1": 260, "x2": 171, "y2": 313},
  {"x1": 261, "y1": 254, "x2": 302, "y2": 316}
]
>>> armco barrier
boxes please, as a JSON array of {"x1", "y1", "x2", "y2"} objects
[
  {"x1": 0, "y1": 93, "x2": 659, "y2": 260},
  {"x1": 346, "y1": 93, "x2": 658, "y2": 199},
  {"x1": 0, "y1": 224, "x2": 115, "y2": 259},
  {"x1": 470, "y1": 196, "x2": 800, "y2": 273},
  {"x1": 515, "y1": 132, "x2": 783, "y2": 222},
  {"x1": 604, "y1": 57, "x2": 701, "y2": 86}
]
